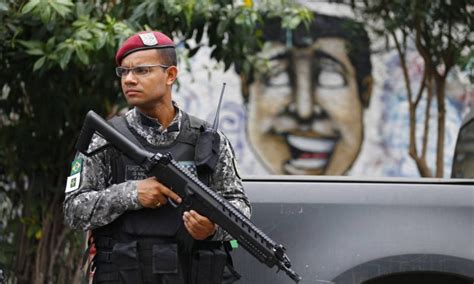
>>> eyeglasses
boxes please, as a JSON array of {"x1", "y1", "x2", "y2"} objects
[{"x1": 116, "y1": 64, "x2": 170, "y2": 78}]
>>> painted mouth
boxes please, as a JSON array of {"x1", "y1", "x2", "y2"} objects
[{"x1": 285, "y1": 134, "x2": 338, "y2": 171}]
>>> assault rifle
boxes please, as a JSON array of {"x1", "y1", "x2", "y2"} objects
[{"x1": 76, "y1": 110, "x2": 302, "y2": 283}]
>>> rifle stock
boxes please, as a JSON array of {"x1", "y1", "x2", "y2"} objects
[{"x1": 76, "y1": 111, "x2": 302, "y2": 283}]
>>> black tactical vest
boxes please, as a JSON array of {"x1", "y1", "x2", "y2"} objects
[
  {"x1": 90, "y1": 112, "x2": 240, "y2": 284},
  {"x1": 93, "y1": 112, "x2": 211, "y2": 242}
]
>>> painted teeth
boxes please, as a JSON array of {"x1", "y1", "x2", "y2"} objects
[
  {"x1": 289, "y1": 159, "x2": 326, "y2": 169},
  {"x1": 287, "y1": 135, "x2": 335, "y2": 153}
]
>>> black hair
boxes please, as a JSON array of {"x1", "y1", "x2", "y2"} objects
[{"x1": 156, "y1": 47, "x2": 177, "y2": 67}]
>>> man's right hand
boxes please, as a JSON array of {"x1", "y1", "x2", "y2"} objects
[{"x1": 136, "y1": 177, "x2": 182, "y2": 208}]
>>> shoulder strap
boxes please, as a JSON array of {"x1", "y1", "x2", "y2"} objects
[
  {"x1": 107, "y1": 116, "x2": 144, "y2": 184},
  {"x1": 188, "y1": 114, "x2": 210, "y2": 129},
  {"x1": 176, "y1": 112, "x2": 209, "y2": 145},
  {"x1": 108, "y1": 116, "x2": 144, "y2": 148}
]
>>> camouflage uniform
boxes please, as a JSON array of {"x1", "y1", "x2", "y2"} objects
[{"x1": 63, "y1": 105, "x2": 251, "y2": 241}]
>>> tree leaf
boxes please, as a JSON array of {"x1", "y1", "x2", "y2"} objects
[
  {"x1": 26, "y1": 48, "x2": 44, "y2": 56},
  {"x1": 17, "y1": 40, "x2": 43, "y2": 50},
  {"x1": 59, "y1": 48, "x2": 73, "y2": 69},
  {"x1": 0, "y1": 2, "x2": 9, "y2": 12},
  {"x1": 75, "y1": 46, "x2": 89, "y2": 65},
  {"x1": 21, "y1": 0, "x2": 40, "y2": 15},
  {"x1": 49, "y1": 0, "x2": 73, "y2": 17},
  {"x1": 33, "y1": 56, "x2": 46, "y2": 71},
  {"x1": 40, "y1": 5, "x2": 52, "y2": 23}
]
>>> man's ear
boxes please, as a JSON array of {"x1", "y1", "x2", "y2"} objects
[{"x1": 166, "y1": 66, "x2": 178, "y2": 85}]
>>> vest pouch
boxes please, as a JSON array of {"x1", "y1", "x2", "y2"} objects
[
  {"x1": 190, "y1": 248, "x2": 227, "y2": 284},
  {"x1": 148, "y1": 243, "x2": 186, "y2": 284},
  {"x1": 152, "y1": 243, "x2": 178, "y2": 274},
  {"x1": 111, "y1": 241, "x2": 143, "y2": 283}
]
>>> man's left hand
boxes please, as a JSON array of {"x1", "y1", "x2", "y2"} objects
[{"x1": 183, "y1": 210, "x2": 216, "y2": 240}]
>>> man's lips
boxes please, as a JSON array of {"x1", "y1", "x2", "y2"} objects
[{"x1": 125, "y1": 90, "x2": 141, "y2": 96}]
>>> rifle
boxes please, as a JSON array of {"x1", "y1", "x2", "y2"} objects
[{"x1": 76, "y1": 110, "x2": 302, "y2": 283}]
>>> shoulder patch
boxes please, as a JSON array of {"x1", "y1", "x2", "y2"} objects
[
  {"x1": 66, "y1": 158, "x2": 83, "y2": 193},
  {"x1": 70, "y1": 158, "x2": 83, "y2": 175},
  {"x1": 65, "y1": 173, "x2": 81, "y2": 193}
]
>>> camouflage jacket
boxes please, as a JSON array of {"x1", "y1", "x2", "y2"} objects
[{"x1": 63, "y1": 106, "x2": 251, "y2": 241}]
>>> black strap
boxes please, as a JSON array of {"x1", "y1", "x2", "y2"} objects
[
  {"x1": 108, "y1": 116, "x2": 143, "y2": 148},
  {"x1": 223, "y1": 242, "x2": 241, "y2": 281}
]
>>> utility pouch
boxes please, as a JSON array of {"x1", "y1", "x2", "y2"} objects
[
  {"x1": 111, "y1": 241, "x2": 143, "y2": 283},
  {"x1": 191, "y1": 248, "x2": 227, "y2": 284},
  {"x1": 152, "y1": 243, "x2": 179, "y2": 274}
]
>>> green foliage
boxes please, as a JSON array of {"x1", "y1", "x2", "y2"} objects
[
  {"x1": 0, "y1": 0, "x2": 310, "y2": 282},
  {"x1": 350, "y1": 0, "x2": 472, "y2": 76},
  {"x1": 349, "y1": 0, "x2": 472, "y2": 177}
]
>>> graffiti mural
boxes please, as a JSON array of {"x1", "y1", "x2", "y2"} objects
[
  {"x1": 244, "y1": 14, "x2": 372, "y2": 175},
  {"x1": 174, "y1": 7, "x2": 472, "y2": 178}
]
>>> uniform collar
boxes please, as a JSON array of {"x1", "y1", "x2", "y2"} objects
[{"x1": 133, "y1": 102, "x2": 181, "y2": 133}]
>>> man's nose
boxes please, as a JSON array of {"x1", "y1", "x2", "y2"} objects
[{"x1": 294, "y1": 59, "x2": 313, "y2": 120}]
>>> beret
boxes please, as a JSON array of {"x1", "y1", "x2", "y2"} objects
[{"x1": 115, "y1": 31, "x2": 175, "y2": 65}]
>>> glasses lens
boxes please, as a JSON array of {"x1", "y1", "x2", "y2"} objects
[
  {"x1": 133, "y1": 66, "x2": 149, "y2": 76},
  {"x1": 116, "y1": 67, "x2": 128, "y2": 77}
]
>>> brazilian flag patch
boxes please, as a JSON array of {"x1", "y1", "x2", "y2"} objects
[
  {"x1": 65, "y1": 158, "x2": 83, "y2": 193},
  {"x1": 70, "y1": 158, "x2": 83, "y2": 175}
]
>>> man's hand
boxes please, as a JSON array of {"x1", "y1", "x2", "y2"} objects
[
  {"x1": 136, "y1": 177, "x2": 182, "y2": 208},
  {"x1": 183, "y1": 210, "x2": 217, "y2": 240}
]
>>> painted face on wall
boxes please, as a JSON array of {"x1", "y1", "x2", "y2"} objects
[{"x1": 247, "y1": 38, "x2": 364, "y2": 175}]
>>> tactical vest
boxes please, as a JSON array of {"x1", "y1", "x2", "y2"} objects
[
  {"x1": 90, "y1": 113, "x2": 239, "y2": 284},
  {"x1": 94, "y1": 112, "x2": 209, "y2": 241}
]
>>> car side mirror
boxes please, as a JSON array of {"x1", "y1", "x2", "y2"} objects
[{"x1": 451, "y1": 108, "x2": 474, "y2": 178}]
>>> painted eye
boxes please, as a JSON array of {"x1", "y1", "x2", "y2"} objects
[
  {"x1": 318, "y1": 70, "x2": 346, "y2": 88},
  {"x1": 265, "y1": 70, "x2": 290, "y2": 87}
]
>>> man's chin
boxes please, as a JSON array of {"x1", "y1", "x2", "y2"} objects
[{"x1": 283, "y1": 162, "x2": 326, "y2": 175}]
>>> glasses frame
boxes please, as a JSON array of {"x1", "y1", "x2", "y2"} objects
[{"x1": 116, "y1": 64, "x2": 171, "y2": 78}]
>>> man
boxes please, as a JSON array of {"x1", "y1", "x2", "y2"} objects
[
  {"x1": 244, "y1": 14, "x2": 373, "y2": 175},
  {"x1": 64, "y1": 31, "x2": 251, "y2": 283}
]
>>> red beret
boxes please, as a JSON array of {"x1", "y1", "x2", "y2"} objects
[{"x1": 115, "y1": 31, "x2": 175, "y2": 65}]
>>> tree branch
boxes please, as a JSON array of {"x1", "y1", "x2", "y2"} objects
[{"x1": 421, "y1": 73, "x2": 433, "y2": 160}]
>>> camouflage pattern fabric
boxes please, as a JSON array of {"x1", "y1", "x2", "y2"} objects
[{"x1": 63, "y1": 105, "x2": 251, "y2": 241}]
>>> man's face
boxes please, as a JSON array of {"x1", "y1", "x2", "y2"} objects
[
  {"x1": 120, "y1": 49, "x2": 176, "y2": 112},
  {"x1": 247, "y1": 38, "x2": 364, "y2": 175}
]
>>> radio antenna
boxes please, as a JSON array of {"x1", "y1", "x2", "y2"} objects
[{"x1": 212, "y1": 82, "x2": 226, "y2": 130}]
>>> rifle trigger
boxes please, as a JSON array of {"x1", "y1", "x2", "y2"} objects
[{"x1": 167, "y1": 197, "x2": 178, "y2": 208}]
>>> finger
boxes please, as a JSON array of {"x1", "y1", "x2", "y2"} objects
[
  {"x1": 155, "y1": 194, "x2": 168, "y2": 206},
  {"x1": 183, "y1": 211, "x2": 205, "y2": 231},
  {"x1": 183, "y1": 216, "x2": 198, "y2": 237},
  {"x1": 188, "y1": 210, "x2": 211, "y2": 225},
  {"x1": 156, "y1": 183, "x2": 182, "y2": 204}
]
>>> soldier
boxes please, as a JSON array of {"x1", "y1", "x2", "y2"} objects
[{"x1": 63, "y1": 31, "x2": 251, "y2": 284}]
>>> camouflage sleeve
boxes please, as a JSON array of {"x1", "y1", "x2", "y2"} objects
[
  {"x1": 210, "y1": 131, "x2": 251, "y2": 241},
  {"x1": 63, "y1": 135, "x2": 142, "y2": 231}
]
